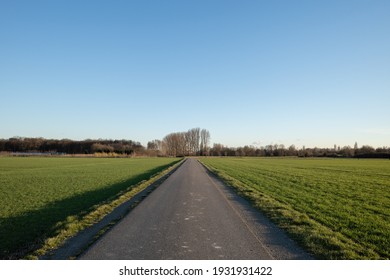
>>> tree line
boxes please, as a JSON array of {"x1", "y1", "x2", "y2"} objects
[
  {"x1": 208, "y1": 143, "x2": 390, "y2": 158},
  {"x1": 0, "y1": 137, "x2": 144, "y2": 155},
  {"x1": 1, "y1": 133, "x2": 388, "y2": 158},
  {"x1": 0, "y1": 127, "x2": 211, "y2": 157}
]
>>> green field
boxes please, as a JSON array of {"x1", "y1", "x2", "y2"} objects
[
  {"x1": 200, "y1": 157, "x2": 390, "y2": 259},
  {"x1": 0, "y1": 157, "x2": 181, "y2": 259}
]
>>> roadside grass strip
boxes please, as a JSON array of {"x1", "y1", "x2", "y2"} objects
[{"x1": 200, "y1": 157, "x2": 390, "y2": 259}]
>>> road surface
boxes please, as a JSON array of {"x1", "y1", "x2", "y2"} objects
[{"x1": 80, "y1": 158, "x2": 311, "y2": 259}]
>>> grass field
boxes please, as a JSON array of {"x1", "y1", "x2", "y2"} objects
[
  {"x1": 0, "y1": 157, "x2": 181, "y2": 259},
  {"x1": 200, "y1": 157, "x2": 390, "y2": 259}
]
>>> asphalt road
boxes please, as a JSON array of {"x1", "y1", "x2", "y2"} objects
[{"x1": 80, "y1": 158, "x2": 311, "y2": 259}]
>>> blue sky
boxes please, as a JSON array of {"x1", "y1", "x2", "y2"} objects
[{"x1": 1, "y1": 0, "x2": 389, "y2": 148}]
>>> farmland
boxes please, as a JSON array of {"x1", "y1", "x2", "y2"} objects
[
  {"x1": 0, "y1": 157, "x2": 181, "y2": 259},
  {"x1": 200, "y1": 157, "x2": 390, "y2": 259}
]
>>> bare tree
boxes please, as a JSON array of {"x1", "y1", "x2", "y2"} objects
[
  {"x1": 163, "y1": 133, "x2": 178, "y2": 157},
  {"x1": 187, "y1": 128, "x2": 200, "y2": 155},
  {"x1": 177, "y1": 132, "x2": 187, "y2": 157},
  {"x1": 163, "y1": 132, "x2": 188, "y2": 157},
  {"x1": 200, "y1": 129, "x2": 210, "y2": 156}
]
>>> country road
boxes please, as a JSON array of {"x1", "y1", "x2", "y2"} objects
[{"x1": 80, "y1": 158, "x2": 311, "y2": 260}]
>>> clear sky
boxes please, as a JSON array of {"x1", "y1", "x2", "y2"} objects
[{"x1": 1, "y1": 0, "x2": 389, "y2": 148}]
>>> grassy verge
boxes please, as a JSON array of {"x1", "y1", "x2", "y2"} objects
[
  {"x1": 200, "y1": 157, "x2": 390, "y2": 259},
  {"x1": 0, "y1": 157, "x2": 182, "y2": 259}
]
